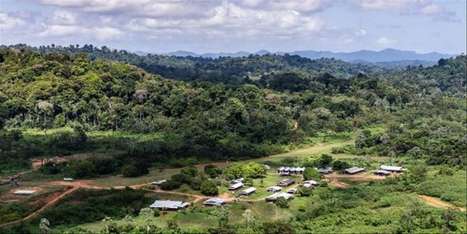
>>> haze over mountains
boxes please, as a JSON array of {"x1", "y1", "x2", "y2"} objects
[{"x1": 166, "y1": 48, "x2": 453, "y2": 64}]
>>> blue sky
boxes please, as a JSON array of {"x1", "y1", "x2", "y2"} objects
[{"x1": 0, "y1": 0, "x2": 465, "y2": 54}]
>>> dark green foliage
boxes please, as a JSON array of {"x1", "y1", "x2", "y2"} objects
[
  {"x1": 200, "y1": 180, "x2": 219, "y2": 196},
  {"x1": 316, "y1": 154, "x2": 333, "y2": 168},
  {"x1": 223, "y1": 162, "x2": 266, "y2": 179},
  {"x1": 159, "y1": 180, "x2": 182, "y2": 190},
  {"x1": 274, "y1": 197, "x2": 289, "y2": 208},
  {"x1": 262, "y1": 221, "x2": 294, "y2": 234},
  {"x1": 332, "y1": 160, "x2": 350, "y2": 171},
  {"x1": 38, "y1": 189, "x2": 151, "y2": 227},
  {"x1": 204, "y1": 164, "x2": 222, "y2": 178},
  {"x1": 121, "y1": 164, "x2": 139, "y2": 177},
  {"x1": 298, "y1": 187, "x2": 313, "y2": 197},
  {"x1": 303, "y1": 167, "x2": 320, "y2": 181}
]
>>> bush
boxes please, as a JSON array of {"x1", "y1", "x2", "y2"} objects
[
  {"x1": 67, "y1": 160, "x2": 96, "y2": 178},
  {"x1": 303, "y1": 167, "x2": 320, "y2": 181},
  {"x1": 121, "y1": 164, "x2": 140, "y2": 177},
  {"x1": 298, "y1": 187, "x2": 313, "y2": 197},
  {"x1": 274, "y1": 197, "x2": 289, "y2": 208},
  {"x1": 160, "y1": 180, "x2": 182, "y2": 190},
  {"x1": 437, "y1": 167, "x2": 454, "y2": 176},
  {"x1": 262, "y1": 221, "x2": 294, "y2": 234},
  {"x1": 332, "y1": 160, "x2": 350, "y2": 171},
  {"x1": 204, "y1": 165, "x2": 222, "y2": 178},
  {"x1": 200, "y1": 180, "x2": 218, "y2": 196}
]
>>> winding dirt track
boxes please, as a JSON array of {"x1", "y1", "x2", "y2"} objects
[
  {"x1": 0, "y1": 186, "x2": 79, "y2": 229},
  {"x1": 418, "y1": 195, "x2": 466, "y2": 212}
]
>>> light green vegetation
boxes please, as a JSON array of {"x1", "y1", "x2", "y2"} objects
[
  {"x1": 417, "y1": 167, "x2": 466, "y2": 207},
  {"x1": 92, "y1": 167, "x2": 180, "y2": 187}
]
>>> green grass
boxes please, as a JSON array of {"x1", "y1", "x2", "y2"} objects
[
  {"x1": 92, "y1": 167, "x2": 180, "y2": 187},
  {"x1": 417, "y1": 167, "x2": 467, "y2": 207}
]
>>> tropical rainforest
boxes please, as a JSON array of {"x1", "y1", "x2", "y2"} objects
[{"x1": 0, "y1": 44, "x2": 465, "y2": 233}]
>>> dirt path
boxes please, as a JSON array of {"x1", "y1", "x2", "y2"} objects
[
  {"x1": 0, "y1": 186, "x2": 78, "y2": 229},
  {"x1": 418, "y1": 195, "x2": 466, "y2": 212}
]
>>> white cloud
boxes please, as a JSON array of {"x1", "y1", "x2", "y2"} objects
[
  {"x1": 376, "y1": 36, "x2": 397, "y2": 46},
  {"x1": 50, "y1": 10, "x2": 77, "y2": 25},
  {"x1": 237, "y1": 0, "x2": 333, "y2": 13},
  {"x1": 355, "y1": 29, "x2": 367, "y2": 37},
  {"x1": 39, "y1": 24, "x2": 122, "y2": 41},
  {"x1": 125, "y1": 2, "x2": 325, "y2": 39},
  {"x1": 39, "y1": 0, "x2": 219, "y2": 19},
  {"x1": 355, "y1": 0, "x2": 457, "y2": 21},
  {"x1": 0, "y1": 12, "x2": 25, "y2": 30}
]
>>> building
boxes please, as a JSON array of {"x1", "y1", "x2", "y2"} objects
[
  {"x1": 267, "y1": 186, "x2": 282, "y2": 192},
  {"x1": 278, "y1": 178, "x2": 295, "y2": 187},
  {"x1": 151, "y1": 179, "x2": 167, "y2": 185},
  {"x1": 203, "y1": 198, "x2": 225, "y2": 206},
  {"x1": 265, "y1": 192, "x2": 294, "y2": 201},
  {"x1": 277, "y1": 166, "x2": 305, "y2": 175},
  {"x1": 303, "y1": 180, "x2": 319, "y2": 187},
  {"x1": 317, "y1": 167, "x2": 333, "y2": 174},
  {"x1": 13, "y1": 190, "x2": 36, "y2": 195},
  {"x1": 380, "y1": 165, "x2": 403, "y2": 172},
  {"x1": 345, "y1": 167, "x2": 366, "y2": 174},
  {"x1": 240, "y1": 187, "x2": 256, "y2": 196},
  {"x1": 231, "y1": 178, "x2": 244, "y2": 184},
  {"x1": 374, "y1": 170, "x2": 391, "y2": 176},
  {"x1": 150, "y1": 200, "x2": 190, "y2": 210},
  {"x1": 287, "y1": 188, "x2": 297, "y2": 194},
  {"x1": 63, "y1": 177, "x2": 74, "y2": 181},
  {"x1": 229, "y1": 182, "x2": 244, "y2": 190}
]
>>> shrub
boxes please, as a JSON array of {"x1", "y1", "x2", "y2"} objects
[
  {"x1": 298, "y1": 187, "x2": 313, "y2": 197},
  {"x1": 303, "y1": 167, "x2": 320, "y2": 181},
  {"x1": 121, "y1": 164, "x2": 139, "y2": 177},
  {"x1": 204, "y1": 165, "x2": 222, "y2": 178},
  {"x1": 262, "y1": 221, "x2": 294, "y2": 234},
  {"x1": 160, "y1": 180, "x2": 182, "y2": 190},
  {"x1": 274, "y1": 197, "x2": 289, "y2": 208},
  {"x1": 67, "y1": 160, "x2": 96, "y2": 178},
  {"x1": 200, "y1": 180, "x2": 218, "y2": 196},
  {"x1": 332, "y1": 160, "x2": 350, "y2": 171}
]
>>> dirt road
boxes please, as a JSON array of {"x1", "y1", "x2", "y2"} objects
[
  {"x1": 418, "y1": 195, "x2": 466, "y2": 212},
  {"x1": 0, "y1": 186, "x2": 78, "y2": 229}
]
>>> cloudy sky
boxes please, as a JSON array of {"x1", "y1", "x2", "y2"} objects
[{"x1": 0, "y1": 0, "x2": 465, "y2": 54}]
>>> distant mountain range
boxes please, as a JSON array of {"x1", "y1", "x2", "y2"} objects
[{"x1": 165, "y1": 48, "x2": 453, "y2": 64}]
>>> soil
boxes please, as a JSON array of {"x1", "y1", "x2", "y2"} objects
[{"x1": 418, "y1": 195, "x2": 466, "y2": 212}]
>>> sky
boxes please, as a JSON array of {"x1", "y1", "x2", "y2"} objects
[{"x1": 0, "y1": 0, "x2": 465, "y2": 54}]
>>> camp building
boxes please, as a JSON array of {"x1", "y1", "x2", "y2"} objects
[
  {"x1": 203, "y1": 198, "x2": 226, "y2": 206},
  {"x1": 278, "y1": 178, "x2": 295, "y2": 187},
  {"x1": 265, "y1": 192, "x2": 294, "y2": 201},
  {"x1": 380, "y1": 165, "x2": 403, "y2": 172},
  {"x1": 345, "y1": 167, "x2": 366, "y2": 174},
  {"x1": 240, "y1": 187, "x2": 256, "y2": 196},
  {"x1": 150, "y1": 200, "x2": 190, "y2": 210}
]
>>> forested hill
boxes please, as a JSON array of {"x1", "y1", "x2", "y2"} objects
[
  {"x1": 0, "y1": 47, "x2": 465, "y2": 167},
  {"x1": 2, "y1": 44, "x2": 385, "y2": 85}
]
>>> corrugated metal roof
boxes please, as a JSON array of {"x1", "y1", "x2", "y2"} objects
[
  {"x1": 380, "y1": 165, "x2": 402, "y2": 171},
  {"x1": 203, "y1": 198, "x2": 225, "y2": 205},
  {"x1": 345, "y1": 167, "x2": 365, "y2": 174},
  {"x1": 150, "y1": 200, "x2": 189, "y2": 209},
  {"x1": 242, "y1": 187, "x2": 256, "y2": 193}
]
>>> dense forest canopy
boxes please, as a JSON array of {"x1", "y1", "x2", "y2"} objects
[{"x1": 0, "y1": 45, "x2": 465, "y2": 170}]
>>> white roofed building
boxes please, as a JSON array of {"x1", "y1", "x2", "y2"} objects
[
  {"x1": 240, "y1": 187, "x2": 256, "y2": 196},
  {"x1": 150, "y1": 200, "x2": 190, "y2": 210},
  {"x1": 229, "y1": 182, "x2": 244, "y2": 190},
  {"x1": 265, "y1": 192, "x2": 294, "y2": 201},
  {"x1": 203, "y1": 198, "x2": 225, "y2": 206},
  {"x1": 380, "y1": 165, "x2": 403, "y2": 172}
]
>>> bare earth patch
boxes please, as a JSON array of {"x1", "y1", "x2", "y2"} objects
[{"x1": 418, "y1": 195, "x2": 466, "y2": 212}]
